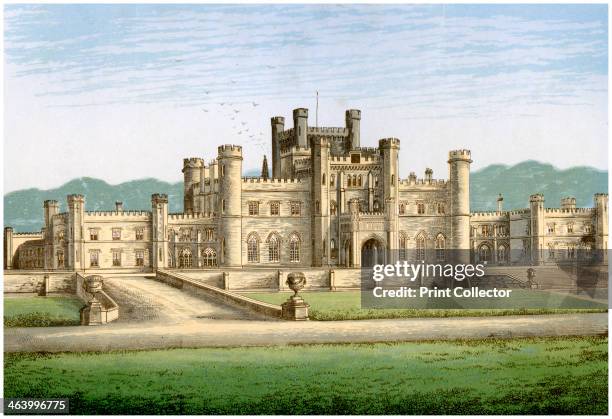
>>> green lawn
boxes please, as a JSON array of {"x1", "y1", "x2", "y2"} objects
[
  {"x1": 4, "y1": 296, "x2": 83, "y2": 327},
  {"x1": 4, "y1": 337, "x2": 607, "y2": 414},
  {"x1": 243, "y1": 291, "x2": 607, "y2": 320}
]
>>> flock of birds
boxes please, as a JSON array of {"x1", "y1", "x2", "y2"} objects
[{"x1": 200, "y1": 92, "x2": 268, "y2": 156}]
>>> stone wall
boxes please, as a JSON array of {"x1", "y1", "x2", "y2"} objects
[{"x1": 4, "y1": 271, "x2": 75, "y2": 294}]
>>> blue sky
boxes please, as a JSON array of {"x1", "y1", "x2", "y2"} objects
[{"x1": 4, "y1": 4, "x2": 608, "y2": 192}]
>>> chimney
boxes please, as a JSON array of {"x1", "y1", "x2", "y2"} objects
[
  {"x1": 261, "y1": 155, "x2": 269, "y2": 180},
  {"x1": 497, "y1": 194, "x2": 503, "y2": 212},
  {"x1": 115, "y1": 201, "x2": 124, "y2": 212}
]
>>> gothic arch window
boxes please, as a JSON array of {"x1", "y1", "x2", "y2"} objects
[
  {"x1": 399, "y1": 233, "x2": 408, "y2": 260},
  {"x1": 358, "y1": 175, "x2": 363, "y2": 187},
  {"x1": 416, "y1": 233, "x2": 426, "y2": 260},
  {"x1": 322, "y1": 173, "x2": 326, "y2": 185},
  {"x1": 315, "y1": 200, "x2": 320, "y2": 213},
  {"x1": 247, "y1": 233, "x2": 259, "y2": 263},
  {"x1": 478, "y1": 244, "x2": 491, "y2": 262},
  {"x1": 399, "y1": 203, "x2": 405, "y2": 215},
  {"x1": 330, "y1": 238, "x2": 337, "y2": 259},
  {"x1": 497, "y1": 244, "x2": 507, "y2": 262},
  {"x1": 202, "y1": 248, "x2": 217, "y2": 267},
  {"x1": 435, "y1": 234, "x2": 446, "y2": 262},
  {"x1": 330, "y1": 174, "x2": 335, "y2": 187},
  {"x1": 330, "y1": 200, "x2": 337, "y2": 216},
  {"x1": 267, "y1": 233, "x2": 281, "y2": 263},
  {"x1": 56, "y1": 250, "x2": 64, "y2": 269},
  {"x1": 289, "y1": 233, "x2": 301, "y2": 262},
  {"x1": 373, "y1": 200, "x2": 380, "y2": 212},
  {"x1": 375, "y1": 176, "x2": 379, "y2": 187},
  {"x1": 179, "y1": 248, "x2": 192, "y2": 268},
  {"x1": 391, "y1": 174, "x2": 395, "y2": 184}
]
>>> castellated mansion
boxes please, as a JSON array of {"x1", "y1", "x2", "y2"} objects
[{"x1": 4, "y1": 108, "x2": 609, "y2": 272}]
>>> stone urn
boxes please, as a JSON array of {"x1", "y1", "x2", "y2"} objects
[
  {"x1": 282, "y1": 272, "x2": 309, "y2": 321},
  {"x1": 286, "y1": 272, "x2": 306, "y2": 298},
  {"x1": 85, "y1": 275, "x2": 104, "y2": 294}
]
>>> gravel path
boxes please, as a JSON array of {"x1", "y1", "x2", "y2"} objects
[
  {"x1": 102, "y1": 275, "x2": 259, "y2": 323},
  {"x1": 5, "y1": 313, "x2": 607, "y2": 353}
]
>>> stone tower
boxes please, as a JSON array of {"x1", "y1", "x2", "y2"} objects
[
  {"x1": 217, "y1": 144, "x2": 243, "y2": 267},
  {"x1": 293, "y1": 108, "x2": 308, "y2": 148},
  {"x1": 67, "y1": 194, "x2": 85, "y2": 270},
  {"x1": 379, "y1": 138, "x2": 400, "y2": 258},
  {"x1": 182, "y1": 157, "x2": 203, "y2": 213},
  {"x1": 43, "y1": 199, "x2": 59, "y2": 268},
  {"x1": 151, "y1": 193, "x2": 169, "y2": 269},
  {"x1": 448, "y1": 150, "x2": 472, "y2": 258},
  {"x1": 311, "y1": 137, "x2": 331, "y2": 266},
  {"x1": 529, "y1": 193, "x2": 545, "y2": 264},
  {"x1": 345, "y1": 109, "x2": 361, "y2": 149},
  {"x1": 497, "y1": 193, "x2": 504, "y2": 212},
  {"x1": 271, "y1": 116, "x2": 284, "y2": 178},
  {"x1": 594, "y1": 193, "x2": 608, "y2": 254}
]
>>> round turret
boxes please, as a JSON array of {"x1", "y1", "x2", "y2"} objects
[{"x1": 217, "y1": 144, "x2": 243, "y2": 267}]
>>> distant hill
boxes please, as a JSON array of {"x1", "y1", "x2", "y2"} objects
[
  {"x1": 3, "y1": 162, "x2": 607, "y2": 232},
  {"x1": 470, "y1": 161, "x2": 607, "y2": 211}
]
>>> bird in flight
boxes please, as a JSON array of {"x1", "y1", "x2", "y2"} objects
[
  {"x1": 202, "y1": 108, "x2": 208, "y2": 112},
  {"x1": 234, "y1": 109, "x2": 240, "y2": 113},
  {"x1": 252, "y1": 102, "x2": 259, "y2": 107}
]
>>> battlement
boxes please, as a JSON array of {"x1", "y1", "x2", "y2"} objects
[
  {"x1": 594, "y1": 193, "x2": 608, "y2": 198},
  {"x1": 218, "y1": 144, "x2": 243, "y2": 158},
  {"x1": 379, "y1": 138, "x2": 400, "y2": 148},
  {"x1": 329, "y1": 154, "x2": 380, "y2": 163},
  {"x1": 307, "y1": 126, "x2": 348, "y2": 135},
  {"x1": 508, "y1": 209, "x2": 531, "y2": 215},
  {"x1": 544, "y1": 207, "x2": 594, "y2": 214},
  {"x1": 293, "y1": 108, "x2": 308, "y2": 118},
  {"x1": 448, "y1": 149, "x2": 472, "y2": 162},
  {"x1": 346, "y1": 109, "x2": 361, "y2": 120},
  {"x1": 242, "y1": 177, "x2": 304, "y2": 184},
  {"x1": 358, "y1": 211, "x2": 385, "y2": 217},
  {"x1": 271, "y1": 116, "x2": 285, "y2": 125},
  {"x1": 182, "y1": 157, "x2": 204, "y2": 169},
  {"x1": 168, "y1": 212, "x2": 213, "y2": 220},
  {"x1": 152, "y1": 193, "x2": 168, "y2": 203},
  {"x1": 44, "y1": 200, "x2": 59, "y2": 206},
  {"x1": 85, "y1": 210, "x2": 151, "y2": 217},
  {"x1": 529, "y1": 193, "x2": 545, "y2": 202},
  {"x1": 13, "y1": 231, "x2": 43, "y2": 237},
  {"x1": 280, "y1": 145, "x2": 311, "y2": 156},
  {"x1": 470, "y1": 211, "x2": 509, "y2": 218},
  {"x1": 67, "y1": 194, "x2": 84, "y2": 203},
  {"x1": 399, "y1": 178, "x2": 447, "y2": 187}
]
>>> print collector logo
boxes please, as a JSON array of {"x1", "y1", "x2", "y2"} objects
[{"x1": 369, "y1": 261, "x2": 513, "y2": 299}]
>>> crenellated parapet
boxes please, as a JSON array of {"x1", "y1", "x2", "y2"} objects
[
  {"x1": 152, "y1": 193, "x2": 168, "y2": 203},
  {"x1": 544, "y1": 207, "x2": 594, "y2": 214},
  {"x1": 217, "y1": 144, "x2": 243, "y2": 159},
  {"x1": 182, "y1": 157, "x2": 204, "y2": 170},
  {"x1": 448, "y1": 149, "x2": 472, "y2": 163},
  {"x1": 378, "y1": 138, "x2": 400, "y2": 149},
  {"x1": 85, "y1": 210, "x2": 151, "y2": 217}
]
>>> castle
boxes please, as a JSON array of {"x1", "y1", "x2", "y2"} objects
[{"x1": 4, "y1": 108, "x2": 608, "y2": 271}]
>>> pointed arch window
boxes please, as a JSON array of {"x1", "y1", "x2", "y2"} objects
[
  {"x1": 373, "y1": 200, "x2": 380, "y2": 212},
  {"x1": 399, "y1": 233, "x2": 407, "y2": 260},
  {"x1": 247, "y1": 234, "x2": 259, "y2": 263},
  {"x1": 330, "y1": 174, "x2": 335, "y2": 187},
  {"x1": 330, "y1": 238, "x2": 337, "y2": 259},
  {"x1": 358, "y1": 175, "x2": 363, "y2": 187},
  {"x1": 202, "y1": 248, "x2": 217, "y2": 267},
  {"x1": 322, "y1": 173, "x2": 326, "y2": 185},
  {"x1": 268, "y1": 234, "x2": 280, "y2": 263},
  {"x1": 416, "y1": 234, "x2": 426, "y2": 260},
  {"x1": 289, "y1": 233, "x2": 301, "y2": 262},
  {"x1": 399, "y1": 203, "x2": 405, "y2": 215},
  {"x1": 330, "y1": 200, "x2": 337, "y2": 216},
  {"x1": 179, "y1": 248, "x2": 192, "y2": 268},
  {"x1": 435, "y1": 234, "x2": 446, "y2": 262}
]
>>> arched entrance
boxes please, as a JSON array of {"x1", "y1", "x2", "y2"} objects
[{"x1": 362, "y1": 238, "x2": 385, "y2": 267}]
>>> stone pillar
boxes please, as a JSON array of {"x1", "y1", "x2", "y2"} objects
[{"x1": 4, "y1": 227, "x2": 13, "y2": 270}]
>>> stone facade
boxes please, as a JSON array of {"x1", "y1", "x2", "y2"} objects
[{"x1": 4, "y1": 108, "x2": 608, "y2": 271}]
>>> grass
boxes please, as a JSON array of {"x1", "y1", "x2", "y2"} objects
[
  {"x1": 242, "y1": 290, "x2": 607, "y2": 320},
  {"x1": 4, "y1": 337, "x2": 607, "y2": 414},
  {"x1": 4, "y1": 296, "x2": 83, "y2": 327}
]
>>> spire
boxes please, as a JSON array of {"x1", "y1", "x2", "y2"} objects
[{"x1": 261, "y1": 155, "x2": 269, "y2": 180}]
